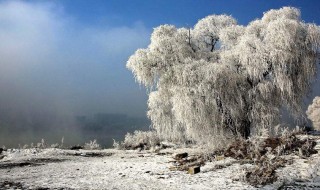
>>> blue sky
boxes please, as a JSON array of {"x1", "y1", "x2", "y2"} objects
[
  {"x1": 53, "y1": 0, "x2": 320, "y2": 27},
  {"x1": 0, "y1": 0, "x2": 319, "y2": 120}
]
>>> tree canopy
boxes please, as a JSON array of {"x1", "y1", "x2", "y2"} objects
[{"x1": 127, "y1": 7, "x2": 320, "y2": 144}]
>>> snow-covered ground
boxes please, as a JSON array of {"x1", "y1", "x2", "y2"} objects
[{"x1": 0, "y1": 135, "x2": 320, "y2": 190}]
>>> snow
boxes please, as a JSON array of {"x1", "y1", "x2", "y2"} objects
[{"x1": 1, "y1": 142, "x2": 320, "y2": 190}]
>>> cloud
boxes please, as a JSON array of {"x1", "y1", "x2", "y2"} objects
[
  {"x1": 0, "y1": 0, "x2": 150, "y2": 129},
  {"x1": 0, "y1": 1, "x2": 63, "y2": 73}
]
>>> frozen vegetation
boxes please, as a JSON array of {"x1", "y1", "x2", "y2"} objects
[
  {"x1": 0, "y1": 130, "x2": 320, "y2": 189},
  {"x1": 1, "y1": 6, "x2": 320, "y2": 190},
  {"x1": 127, "y1": 7, "x2": 320, "y2": 146},
  {"x1": 307, "y1": 96, "x2": 320, "y2": 130}
]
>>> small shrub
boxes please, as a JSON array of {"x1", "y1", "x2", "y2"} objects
[
  {"x1": 220, "y1": 130, "x2": 318, "y2": 186},
  {"x1": 114, "y1": 130, "x2": 160, "y2": 150},
  {"x1": 84, "y1": 139, "x2": 101, "y2": 150},
  {"x1": 50, "y1": 143, "x2": 60, "y2": 148},
  {"x1": 60, "y1": 137, "x2": 64, "y2": 149},
  {"x1": 36, "y1": 139, "x2": 46, "y2": 149},
  {"x1": 306, "y1": 96, "x2": 320, "y2": 130}
]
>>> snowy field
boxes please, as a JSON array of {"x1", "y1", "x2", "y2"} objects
[{"x1": 0, "y1": 135, "x2": 320, "y2": 190}]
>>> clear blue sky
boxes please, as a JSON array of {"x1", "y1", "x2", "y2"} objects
[
  {"x1": 0, "y1": 0, "x2": 319, "y2": 119},
  {"x1": 54, "y1": 0, "x2": 320, "y2": 27}
]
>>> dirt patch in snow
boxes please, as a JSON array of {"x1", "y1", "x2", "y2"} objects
[
  {"x1": 0, "y1": 158, "x2": 66, "y2": 169},
  {"x1": 0, "y1": 180, "x2": 25, "y2": 190},
  {"x1": 65, "y1": 152, "x2": 113, "y2": 157},
  {"x1": 0, "y1": 180, "x2": 75, "y2": 190}
]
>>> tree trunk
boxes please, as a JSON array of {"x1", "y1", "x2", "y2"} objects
[{"x1": 238, "y1": 119, "x2": 251, "y2": 139}]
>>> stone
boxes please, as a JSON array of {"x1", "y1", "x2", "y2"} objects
[
  {"x1": 174, "y1": 152, "x2": 188, "y2": 160},
  {"x1": 215, "y1": 155, "x2": 225, "y2": 161},
  {"x1": 70, "y1": 145, "x2": 83, "y2": 150},
  {"x1": 188, "y1": 166, "x2": 200, "y2": 174}
]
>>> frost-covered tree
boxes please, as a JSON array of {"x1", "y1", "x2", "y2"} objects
[
  {"x1": 307, "y1": 96, "x2": 320, "y2": 130},
  {"x1": 127, "y1": 7, "x2": 320, "y2": 144}
]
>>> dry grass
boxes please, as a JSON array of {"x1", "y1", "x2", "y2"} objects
[{"x1": 216, "y1": 131, "x2": 318, "y2": 186}]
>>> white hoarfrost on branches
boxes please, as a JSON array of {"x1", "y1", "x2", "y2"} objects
[
  {"x1": 127, "y1": 7, "x2": 320, "y2": 146},
  {"x1": 307, "y1": 96, "x2": 320, "y2": 130},
  {"x1": 193, "y1": 15, "x2": 236, "y2": 51},
  {"x1": 113, "y1": 130, "x2": 160, "y2": 150}
]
